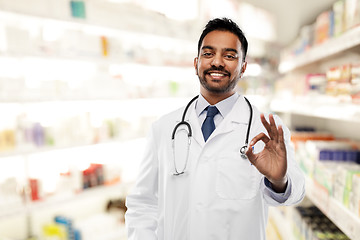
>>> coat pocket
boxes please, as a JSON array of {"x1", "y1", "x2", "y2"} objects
[{"x1": 215, "y1": 156, "x2": 259, "y2": 200}]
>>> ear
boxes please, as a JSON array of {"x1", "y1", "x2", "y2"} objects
[
  {"x1": 240, "y1": 61, "x2": 247, "y2": 78},
  {"x1": 194, "y1": 57, "x2": 199, "y2": 75}
]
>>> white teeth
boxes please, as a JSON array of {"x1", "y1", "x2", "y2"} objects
[{"x1": 210, "y1": 73, "x2": 225, "y2": 77}]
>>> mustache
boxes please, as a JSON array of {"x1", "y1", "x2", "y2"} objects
[{"x1": 203, "y1": 66, "x2": 230, "y2": 76}]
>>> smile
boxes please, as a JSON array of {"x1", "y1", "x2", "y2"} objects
[
  {"x1": 206, "y1": 71, "x2": 230, "y2": 80},
  {"x1": 210, "y1": 73, "x2": 226, "y2": 77}
]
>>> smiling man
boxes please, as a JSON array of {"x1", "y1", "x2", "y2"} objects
[
  {"x1": 195, "y1": 28, "x2": 247, "y2": 104},
  {"x1": 125, "y1": 18, "x2": 305, "y2": 240}
]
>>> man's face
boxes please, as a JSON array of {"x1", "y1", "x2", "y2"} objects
[{"x1": 194, "y1": 30, "x2": 247, "y2": 96}]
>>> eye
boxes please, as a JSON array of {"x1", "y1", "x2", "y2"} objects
[
  {"x1": 224, "y1": 54, "x2": 237, "y2": 60},
  {"x1": 202, "y1": 52, "x2": 213, "y2": 57}
]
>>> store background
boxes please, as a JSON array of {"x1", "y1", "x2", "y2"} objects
[{"x1": 0, "y1": 0, "x2": 360, "y2": 239}]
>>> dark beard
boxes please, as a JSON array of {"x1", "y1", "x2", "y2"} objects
[{"x1": 198, "y1": 73, "x2": 239, "y2": 94}]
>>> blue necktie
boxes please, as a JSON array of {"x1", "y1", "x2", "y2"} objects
[{"x1": 201, "y1": 106, "x2": 219, "y2": 142}]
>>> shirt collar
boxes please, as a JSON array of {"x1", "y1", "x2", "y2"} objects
[{"x1": 196, "y1": 92, "x2": 239, "y2": 118}]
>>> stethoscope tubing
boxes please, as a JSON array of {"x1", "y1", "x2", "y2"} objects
[
  {"x1": 171, "y1": 94, "x2": 253, "y2": 175},
  {"x1": 172, "y1": 95, "x2": 252, "y2": 143},
  {"x1": 171, "y1": 95, "x2": 199, "y2": 140},
  {"x1": 241, "y1": 96, "x2": 253, "y2": 153}
]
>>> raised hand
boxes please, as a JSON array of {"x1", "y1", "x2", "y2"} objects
[{"x1": 245, "y1": 113, "x2": 288, "y2": 193}]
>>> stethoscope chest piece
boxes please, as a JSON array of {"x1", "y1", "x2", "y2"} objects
[{"x1": 240, "y1": 145, "x2": 248, "y2": 160}]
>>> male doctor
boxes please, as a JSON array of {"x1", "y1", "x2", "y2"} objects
[{"x1": 125, "y1": 18, "x2": 305, "y2": 240}]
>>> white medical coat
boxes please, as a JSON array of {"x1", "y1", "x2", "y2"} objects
[{"x1": 125, "y1": 96, "x2": 305, "y2": 240}]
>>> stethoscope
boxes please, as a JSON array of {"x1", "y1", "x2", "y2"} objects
[{"x1": 171, "y1": 95, "x2": 253, "y2": 176}]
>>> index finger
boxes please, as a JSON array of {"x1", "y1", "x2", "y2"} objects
[{"x1": 261, "y1": 113, "x2": 279, "y2": 142}]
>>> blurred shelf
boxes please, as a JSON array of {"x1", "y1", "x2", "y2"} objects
[
  {"x1": 0, "y1": 182, "x2": 130, "y2": 220},
  {"x1": 268, "y1": 207, "x2": 296, "y2": 240},
  {"x1": 245, "y1": 94, "x2": 272, "y2": 113},
  {"x1": 0, "y1": 51, "x2": 122, "y2": 67},
  {"x1": 0, "y1": 136, "x2": 150, "y2": 159},
  {"x1": 279, "y1": 26, "x2": 360, "y2": 73},
  {"x1": 0, "y1": 94, "x2": 190, "y2": 104},
  {"x1": 0, "y1": 203, "x2": 26, "y2": 219},
  {"x1": 305, "y1": 176, "x2": 360, "y2": 240},
  {"x1": 0, "y1": 97, "x2": 189, "y2": 158},
  {"x1": 28, "y1": 182, "x2": 128, "y2": 211},
  {"x1": 0, "y1": 50, "x2": 193, "y2": 69},
  {"x1": 0, "y1": 138, "x2": 124, "y2": 158},
  {"x1": 270, "y1": 96, "x2": 360, "y2": 122},
  {"x1": 0, "y1": 9, "x2": 194, "y2": 44}
]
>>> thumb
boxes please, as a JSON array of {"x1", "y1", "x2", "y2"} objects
[{"x1": 245, "y1": 145, "x2": 256, "y2": 165}]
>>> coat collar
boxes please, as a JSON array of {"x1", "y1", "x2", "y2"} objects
[
  {"x1": 186, "y1": 95, "x2": 252, "y2": 146},
  {"x1": 196, "y1": 93, "x2": 239, "y2": 120}
]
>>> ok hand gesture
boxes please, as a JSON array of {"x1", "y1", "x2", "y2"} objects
[{"x1": 246, "y1": 114, "x2": 288, "y2": 193}]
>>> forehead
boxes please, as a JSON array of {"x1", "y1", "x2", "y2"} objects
[{"x1": 201, "y1": 30, "x2": 242, "y2": 52}]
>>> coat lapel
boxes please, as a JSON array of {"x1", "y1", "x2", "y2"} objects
[{"x1": 208, "y1": 96, "x2": 252, "y2": 141}]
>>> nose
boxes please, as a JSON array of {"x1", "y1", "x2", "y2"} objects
[{"x1": 211, "y1": 53, "x2": 224, "y2": 68}]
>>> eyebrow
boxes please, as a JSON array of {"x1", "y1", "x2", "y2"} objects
[
  {"x1": 201, "y1": 45, "x2": 214, "y2": 51},
  {"x1": 201, "y1": 46, "x2": 238, "y2": 54},
  {"x1": 224, "y1": 48, "x2": 238, "y2": 54}
]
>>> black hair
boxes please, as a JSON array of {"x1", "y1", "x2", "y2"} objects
[{"x1": 197, "y1": 18, "x2": 248, "y2": 61}]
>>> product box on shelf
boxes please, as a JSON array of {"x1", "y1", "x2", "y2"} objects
[
  {"x1": 293, "y1": 23, "x2": 315, "y2": 55},
  {"x1": 345, "y1": 0, "x2": 360, "y2": 29},
  {"x1": 280, "y1": 0, "x2": 360, "y2": 65},
  {"x1": 275, "y1": 65, "x2": 359, "y2": 101},
  {"x1": 42, "y1": 223, "x2": 68, "y2": 240},
  {"x1": 313, "y1": 162, "x2": 338, "y2": 196},
  {"x1": 292, "y1": 131, "x2": 360, "y2": 218},
  {"x1": 0, "y1": 129, "x2": 16, "y2": 152},
  {"x1": 0, "y1": 177, "x2": 24, "y2": 214},
  {"x1": 305, "y1": 73, "x2": 327, "y2": 95},
  {"x1": 315, "y1": 10, "x2": 333, "y2": 45},
  {"x1": 25, "y1": 161, "x2": 123, "y2": 203},
  {"x1": 292, "y1": 131, "x2": 335, "y2": 178},
  {"x1": 351, "y1": 63, "x2": 360, "y2": 103},
  {"x1": 333, "y1": 165, "x2": 360, "y2": 212},
  {"x1": 351, "y1": 173, "x2": 360, "y2": 217},
  {"x1": 82, "y1": 163, "x2": 104, "y2": 189},
  {"x1": 293, "y1": 206, "x2": 350, "y2": 240},
  {"x1": 42, "y1": 215, "x2": 82, "y2": 240},
  {"x1": 326, "y1": 64, "x2": 352, "y2": 97},
  {"x1": 333, "y1": 0, "x2": 346, "y2": 37},
  {"x1": 277, "y1": 62, "x2": 360, "y2": 101}
]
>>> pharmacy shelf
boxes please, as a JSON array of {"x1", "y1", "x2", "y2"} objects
[
  {"x1": 0, "y1": 52, "x2": 119, "y2": 68},
  {"x1": 28, "y1": 182, "x2": 129, "y2": 212},
  {"x1": 279, "y1": 26, "x2": 360, "y2": 73},
  {"x1": 268, "y1": 207, "x2": 296, "y2": 240},
  {"x1": 305, "y1": 177, "x2": 360, "y2": 240},
  {"x1": 0, "y1": 95, "x2": 190, "y2": 105},
  {"x1": 0, "y1": 97, "x2": 189, "y2": 158},
  {"x1": 0, "y1": 9, "x2": 194, "y2": 42},
  {"x1": 0, "y1": 203, "x2": 26, "y2": 219},
  {"x1": 0, "y1": 182, "x2": 130, "y2": 220},
  {"x1": 0, "y1": 139, "x2": 123, "y2": 158},
  {"x1": 0, "y1": 46, "x2": 193, "y2": 68},
  {"x1": 270, "y1": 97, "x2": 360, "y2": 123}
]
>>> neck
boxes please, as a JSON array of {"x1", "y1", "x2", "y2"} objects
[{"x1": 201, "y1": 90, "x2": 235, "y2": 105}]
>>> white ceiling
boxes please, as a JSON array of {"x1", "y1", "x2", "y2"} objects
[{"x1": 240, "y1": 0, "x2": 339, "y2": 46}]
